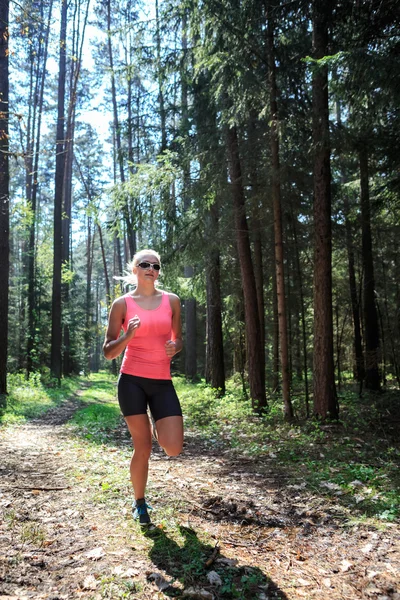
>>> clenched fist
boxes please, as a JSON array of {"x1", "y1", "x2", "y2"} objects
[
  {"x1": 165, "y1": 340, "x2": 177, "y2": 358},
  {"x1": 126, "y1": 315, "x2": 141, "y2": 340}
]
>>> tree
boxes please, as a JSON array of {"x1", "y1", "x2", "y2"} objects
[
  {"x1": 359, "y1": 145, "x2": 381, "y2": 390},
  {"x1": 26, "y1": 0, "x2": 54, "y2": 375},
  {"x1": 311, "y1": 0, "x2": 338, "y2": 419},
  {"x1": 50, "y1": 0, "x2": 68, "y2": 381},
  {"x1": 0, "y1": 0, "x2": 9, "y2": 403},
  {"x1": 227, "y1": 126, "x2": 266, "y2": 411},
  {"x1": 266, "y1": 2, "x2": 293, "y2": 420}
]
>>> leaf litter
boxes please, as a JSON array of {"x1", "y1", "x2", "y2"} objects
[{"x1": 0, "y1": 389, "x2": 399, "y2": 599}]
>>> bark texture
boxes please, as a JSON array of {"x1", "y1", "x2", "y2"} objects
[
  {"x1": 205, "y1": 205, "x2": 225, "y2": 394},
  {"x1": 0, "y1": 0, "x2": 10, "y2": 399},
  {"x1": 267, "y1": 7, "x2": 293, "y2": 420},
  {"x1": 50, "y1": 0, "x2": 68, "y2": 380},
  {"x1": 227, "y1": 126, "x2": 266, "y2": 411},
  {"x1": 312, "y1": 0, "x2": 338, "y2": 419},
  {"x1": 359, "y1": 147, "x2": 381, "y2": 390}
]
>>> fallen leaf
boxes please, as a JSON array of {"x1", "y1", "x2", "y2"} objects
[
  {"x1": 340, "y1": 559, "x2": 353, "y2": 572},
  {"x1": 367, "y1": 570, "x2": 380, "y2": 579},
  {"x1": 113, "y1": 566, "x2": 140, "y2": 578},
  {"x1": 86, "y1": 547, "x2": 105, "y2": 560},
  {"x1": 297, "y1": 578, "x2": 312, "y2": 587},
  {"x1": 82, "y1": 575, "x2": 97, "y2": 590}
]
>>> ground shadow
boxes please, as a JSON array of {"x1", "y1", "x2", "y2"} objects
[{"x1": 142, "y1": 524, "x2": 288, "y2": 599}]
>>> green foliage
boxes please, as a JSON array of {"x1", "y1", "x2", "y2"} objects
[
  {"x1": 1, "y1": 372, "x2": 81, "y2": 424},
  {"x1": 175, "y1": 378, "x2": 400, "y2": 523},
  {"x1": 70, "y1": 403, "x2": 122, "y2": 442}
]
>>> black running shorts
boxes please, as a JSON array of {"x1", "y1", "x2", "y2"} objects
[{"x1": 117, "y1": 373, "x2": 182, "y2": 421}]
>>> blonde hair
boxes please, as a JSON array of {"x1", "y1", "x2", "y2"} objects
[{"x1": 115, "y1": 249, "x2": 162, "y2": 287}]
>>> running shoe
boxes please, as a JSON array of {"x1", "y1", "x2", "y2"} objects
[{"x1": 132, "y1": 499, "x2": 152, "y2": 526}]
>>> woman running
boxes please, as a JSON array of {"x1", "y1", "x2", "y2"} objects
[{"x1": 103, "y1": 249, "x2": 183, "y2": 525}]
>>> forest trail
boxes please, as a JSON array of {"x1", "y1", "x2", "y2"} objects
[{"x1": 0, "y1": 385, "x2": 399, "y2": 600}]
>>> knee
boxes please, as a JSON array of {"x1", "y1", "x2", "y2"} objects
[
  {"x1": 163, "y1": 441, "x2": 183, "y2": 457},
  {"x1": 132, "y1": 441, "x2": 152, "y2": 460}
]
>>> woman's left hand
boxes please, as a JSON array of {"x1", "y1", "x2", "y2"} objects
[{"x1": 165, "y1": 340, "x2": 177, "y2": 358}]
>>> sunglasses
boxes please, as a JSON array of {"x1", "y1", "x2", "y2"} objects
[{"x1": 137, "y1": 261, "x2": 161, "y2": 271}]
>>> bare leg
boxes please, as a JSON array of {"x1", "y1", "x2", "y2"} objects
[
  {"x1": 124, "y1": 414, "x2": 152, "y2": 500},
  {"x1": 155, "y1": 416, "x2": 184, "y2": 456}
]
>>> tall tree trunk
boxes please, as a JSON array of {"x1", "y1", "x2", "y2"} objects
[
  {"x1": 227, "y1": 126, "x2": 266, "y2": 411},
  {"x1": 271, "y1": 229, "x2": 279, "y2": 391},
  {"x1": 85, "y1": 216, "x2": 94, "y2": 373},
  {"x1": 27, "y1": 0, "x2": 53, "y2": 374},
  {"x1": 50, "y1": 0, "x2": 68, "y2": 381},
  {"x1": 267, "y1": 6, "x2": 293, "y2": 420},
  {"x1": 62, "y1": 0, "x2": 90, "y2": 375},
  {"x1": 248, "y1": 116, "x2": 265, "y2": 351},
  {"x1": 0, "y1": 0, "x2": 10, "y2": 402},
  {"x1": 205, "y1": 203, "x2": 225, "y2": 394},
  {"x1": 312, "y1": 0, "x2": 338, "y2": 418},
  {"x1": 180, "y1": 13, "x2": 197, "y2": 379},
  {"x1": 336, "y1": 102, "x2": 364, "y2": 386},
  {"x1": 359, "y1": 147, "x2": 381, "y2": 390},
  {"x1": 106, "y1": 0, "x2": 135, "y2": 257},
  {"x1": 290, "y1": 205, "x2": 310, "y2": 416}
]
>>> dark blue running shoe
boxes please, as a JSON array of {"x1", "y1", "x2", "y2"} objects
[{"x1": 132, "y1": 499, "x2": 152, "y2": 526}]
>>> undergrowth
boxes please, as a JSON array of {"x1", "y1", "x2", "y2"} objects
[
  {"x1": 0, "y1": 372, "x2": 81, "y2": 424},
  {"x1": 2, "y1": 370, "x2": 399, "y2": 526},
  {"x1": 2, "y1": 369, "x2": 398, "y2": 598}
]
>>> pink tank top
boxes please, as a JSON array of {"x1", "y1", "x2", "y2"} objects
[{"x1": 120, "y1": 291, "x2": 173, "y2": 380}]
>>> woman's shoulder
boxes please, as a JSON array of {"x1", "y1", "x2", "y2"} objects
[
  {"x1": 111, "y1": 295, "x2": 130, "y2": 310},
  {"x1": 164, "y1": 291, "x2": 180, "y2": 309}
]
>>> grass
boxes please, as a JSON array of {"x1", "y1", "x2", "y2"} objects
[{"x1": 0, "y1": 371, "x2": 82, "y2": 424}]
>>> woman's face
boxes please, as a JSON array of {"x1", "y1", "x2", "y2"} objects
[{"x1": 133, "y1": 254, "x2": 161, "y2": 284}]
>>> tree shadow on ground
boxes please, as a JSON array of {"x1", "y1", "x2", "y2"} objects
[{"x1": 143, "y1": 524, "x2": 288, "y2": 599}]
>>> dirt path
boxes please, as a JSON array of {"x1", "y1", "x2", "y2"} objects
[{"x1": 0, "y1": 391, "x2": 399, "y2": 600}]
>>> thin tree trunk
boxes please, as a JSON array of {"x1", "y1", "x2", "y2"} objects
[
  {"x1": 379, "y1": 245, "x2": 400, "y2": 386},
  {"x1": 227, "y1": 126, "x2": 266, "y2": 411},
  {"x1": 290, "y1": 208, "x2": 310, "y2": 416},
  {"x1": 180, "y1": 13, "x2": 197, "y2": 379},
  {"x1": 267, "y1": 7, "x2": 293, "y2": 419},
  {"x1": 312, "y1": 0, "x2": 338, "y2": 418},
  {"x1": 106, "y1": 0, "x2": 135, "y2": 256},
  {"x1": 0, "y1": 0, "x2": 10, "y2": 402},
  {"x1": 337, "y1": 102, "x2": 364, "y2": 385},
  {"x1": 27, "y1": 0, "x2": 53, "y2": 374},
  {"x1": 359, "y1": 147, "x2": 380, "y2": 390},
  {"x1": 248, "y1": 116, "x2": 265, "y2": 351},
  {"x1": 50, "y1": 0, "x2": 68, "y2": 381},
  {"x1": 85, "y1": 216, "x2": 94, "y2": 373},
  {"x1": 155, "y1": 0, "x2": 174, "y2": 248},
  {"x1": 205, "y1": 203, "x2": 225, "y2": 393},
  {"x1": 271, "y1": 228, "x2": 279, "y2": 391}
]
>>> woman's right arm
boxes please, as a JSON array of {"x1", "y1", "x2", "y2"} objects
[{"x1": 103, "y1": 298, "x2": 140, "y2": 360}]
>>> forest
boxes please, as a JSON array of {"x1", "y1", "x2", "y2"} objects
[{"x1": 0, "y1": 0, "x2": 399, "y2": 420}]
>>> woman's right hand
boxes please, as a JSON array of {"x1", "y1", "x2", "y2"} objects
[
  {"x1": 103, "y1": 300, "x2": 139, "y2": 360},
  {"x1": 126, "y1": 315, "x2": 141, "y2": 340}
]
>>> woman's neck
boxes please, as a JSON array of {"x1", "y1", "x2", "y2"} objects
[{"x1": 133, "y1": 283, "x2": 159, "y2": 297}]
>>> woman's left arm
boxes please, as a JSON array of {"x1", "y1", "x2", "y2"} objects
[{"x1": 165, "y1": 293, "x2": 183, "y2": 357}]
